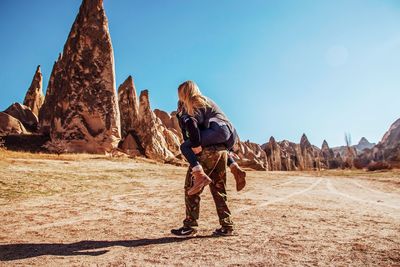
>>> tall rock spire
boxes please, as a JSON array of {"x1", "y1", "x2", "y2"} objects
[
  {"x1": 300, "y1": 133, "x2": 315, "y2": 170},
  {"x1": 118, "y1": 76, "x2": 139, "y2": 138},
  {"x1": 39, "y1": 0, "x2": 120, "y2": 153},
  {"x1": 136, "y1": 90, "x2": 175, "y2": 161},
  {"x1": 39, "y1": 56, "x2": 62, "y2": 134},
  {"x1": 264, "y1": 136, "x2": 282, "y2": 171},
  {"x1": 321, "y1": 140, "x2": 329, "y2": 150},
  {"x1": 23, "y1": 65, "x2": 44, "y2": 116}
]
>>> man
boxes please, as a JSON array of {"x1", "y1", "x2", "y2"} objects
[{"x1": 171, "y1": 145, "x2": 234, "y2": 237}]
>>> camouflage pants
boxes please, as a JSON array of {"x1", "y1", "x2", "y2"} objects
[{"x1": 183, "y1": 146, "x2": 233, "y2": 229}]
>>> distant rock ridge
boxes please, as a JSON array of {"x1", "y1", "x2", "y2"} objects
[
  {"x1": 39, "y1": 0, "x2": 121, "y2": 153},
  {"x1": 23, "y1": 65, "x2": 44, "y2": 116},
  {"x1": 332, "y1": 137, "x2": 375, "y2": 157},
  {"x1": 260, "y1": 135, "x2": 345, "y2": 171},
  {"x1": 354, "y1": 137, "x2": 375, "y2": 152}
]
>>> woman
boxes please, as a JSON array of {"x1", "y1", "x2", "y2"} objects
[{"x1": 177, "y1": 80, "x2": 246, "y2": 195}]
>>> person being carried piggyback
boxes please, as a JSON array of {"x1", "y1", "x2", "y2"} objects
[{"x1": 175, "y1": 80, "x2": 246, "y2": 196}]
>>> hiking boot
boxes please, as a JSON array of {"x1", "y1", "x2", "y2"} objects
[
  {"x1": 212, "y1": 227, "x2": 235, "y2": 237},
  {"x1": 230, "y1": 164, "x2": 246, "y2": 191},
  {"x1": 187, "y1": 168, "x2": 212, "y2": 196},
  {"x1": 171, "y1": 226, "x2": 197, "y2": 238}
]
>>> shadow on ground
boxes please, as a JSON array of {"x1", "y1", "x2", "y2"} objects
[{"x1": 0, "y1": 236, "x2": 213, "y2": 261}]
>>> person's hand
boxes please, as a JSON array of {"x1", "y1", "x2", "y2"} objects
[{"x1": 192, "y1": 146, "x2": 202, "y2": 154}]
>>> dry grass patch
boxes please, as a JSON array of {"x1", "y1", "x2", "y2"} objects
[
  {"x1": 0, "y1": 152, "x2": 157, "y2": 203},
  {"x1": 0, "y1": 150, "x2": 98, "y2": 161}
]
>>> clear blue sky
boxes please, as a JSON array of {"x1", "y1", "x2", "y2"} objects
[{"x1": 0, "y1": 0, "x2": 399, "y2": 147}]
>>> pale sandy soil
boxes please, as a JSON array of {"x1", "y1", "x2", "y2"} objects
[{"x1": 0, "y1": 151, "x2": 399, "y2": 266}]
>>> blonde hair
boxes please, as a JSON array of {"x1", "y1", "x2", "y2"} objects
[{"x1": 178, "y1": 81, "x2": 210, "y2": 116}]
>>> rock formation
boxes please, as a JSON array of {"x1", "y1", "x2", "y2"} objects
[
  {"x1": 116, "y1": 75, "x2": 182, "y2": 161},
  {"x1": 4, "y1": 103, "x2": 38, "y2": 132},
  {"x1": 135, "y1": 90, "x2": 179, "y2": 161},
  {"x1": 354, "y1": 137, "x2": 375, "y2": 153},
  {"x1": 319, "y1": 140, "x2": 341, "y2": 169},
  {"x1": 154, "y1": 109, "x2": 183, "y2": 141},
  {"x1": 39, "y1": 54, "x2": 62, "y2": 134},
  {"x1": 380, "y1": 118, "x2": 400, "y2": 152},
  {"x1": 39, "y1": 0, "x2": 121, "y2": 153},
  {"x1": 378, "y1": 118, "x2": 400, "y2": 164},
  {"x1": 117, "y1": 76, "x2": 142, "y2": 156},
  {"x1": 344, "y1": 149, "x2": 357, "y2": 169},
  {"x1": 0, "y1": 112, "x2": 28, "y2": 135},
  {"x1": 279, "y1": 140, "x2": 302, "y2": 171},
  {"x1": 170, "y1": 111, "x2": 183, "y2": 137},
  {"x1": 356, "y1": 118, "x2": 400, "y2": 167},
  {"x1": 118, "y1": 76, "x2": 139, "y2": 138},
  {"x1": 260, "y1": 134, "x2": 351, "y2": 171},
  {"x1": 120, "y1": 133, "x2": 142, "y2": 157},
  {"x1": 154, "y1": 109, "x2": 171, "y2": 128},
  {"x1": 320, "y1": 140, "x2": 333, "y2": 168},
  {"x1": 300, "y1": 134, "x2": 316, "y2": 170},
  {"x1": 23, "y1": 65, "x2": 44, "y2": 116},
  {"x1": 262, "y1": 138, "x2": 305, "y2": 171},
  {"x1": 234, "y1": 140, "x2": 268, "y2": 170},
  {"x1": 264, "y1": 136, "x2": 282, "y2": 171},
  {"x1": 335, "y1": 152, "x2": 344, "y2": 166}
]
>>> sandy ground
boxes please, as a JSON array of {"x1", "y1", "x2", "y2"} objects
[{"x1": 0, "y1": 152, "x2": 399, "y2": 266}]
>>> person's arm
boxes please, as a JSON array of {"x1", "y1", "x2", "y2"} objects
[
  {"x1": 176, "y1": 112, "x2": 189, "y2": 141},
  {"x1": 176, "y1": 101, "x2": 190, "y2": 141},
  {"x1": 182, "y1": 115, "x2": 201, "y2": 147},
  {"x1": 189, "y1": 107, "x2": 207, "y2": 153}
]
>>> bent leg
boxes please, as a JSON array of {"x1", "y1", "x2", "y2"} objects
[{"x1": 180, "y1": 140, "x2": 199, "y2": 168}]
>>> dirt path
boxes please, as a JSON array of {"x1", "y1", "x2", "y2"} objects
[{"x1": 0, "y1": 157, "x2": 399, "y2": 266}]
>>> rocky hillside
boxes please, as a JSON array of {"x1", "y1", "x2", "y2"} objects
[
  {"x1": 380, "y1": 118, "x2": 400, "y2": 150},
  {"x1": 378, "y1": 118, "x2": 400, "y2": 163},
  {"x1": 356, "y1": 118, "x2": 400, "y2": 168}
]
